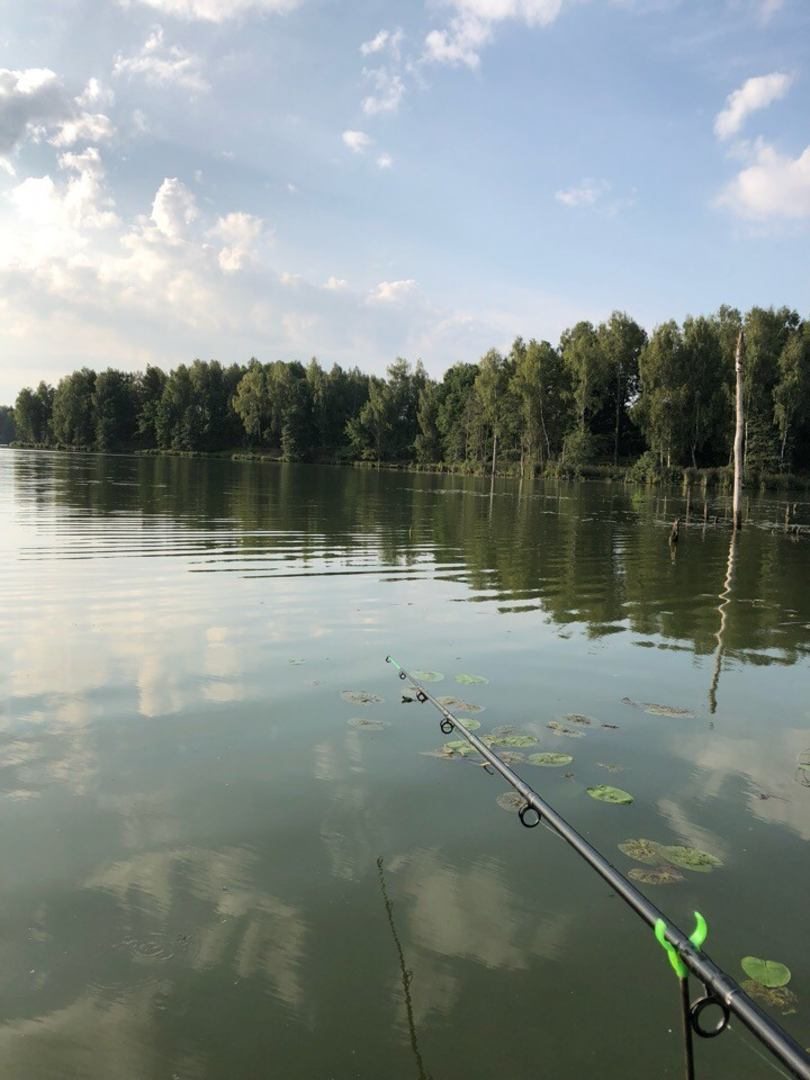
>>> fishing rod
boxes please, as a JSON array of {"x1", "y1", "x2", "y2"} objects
[{"x1": 385, "y1": 655, "x2": 810, "y2": 1080}]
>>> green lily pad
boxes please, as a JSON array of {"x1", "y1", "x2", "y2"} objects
[
  {"x1": 496, "y1": 791, "x2": 528, "y2": 813},
  {"x1": 413, "y1": 670, "x2": 444, "y2": 683},
  {"x1": 741, "y1": 980, "x2": 798, "y2": 1016},
  {"x1": 484, "y1": 734, "x2": 538, "y2": 748},
  {"x1": 489, "y1": 725, "x2": 515, "y2": 737},
  {"x1": 587, "y1": 785, "x2": 634, "y2": 805},
  {"x1": 618, "y1": 839, "x2": 664, "y2": 865},
  {"x1": 563, "y1": 714, "x2": 593, "y2": 726},
  {"x1": 528, "y1": 752, "x2": 573, "y2": 767},
  {"x1": 437, "y1": 696, "x2": 484, "y2": 714},
  {"x1": 657, "y1": 846, "x2": 723, "y2": 873},
  {"x1": 499, "y1": 751, "x2": 526, "y2": 766},
  {"x1": 341, "y1": 690, "x2": 384, "y2": 706},
  {"x1": 348, "y1": 717, "x2": 386, "y2": 730},
  {"x1": 741, "y1": 957, "x2": 792, "y2": 988},
  {"x1": 457, "y1": 718, "x2": 481, "y2": 731},
  {"x1": 442, "y1": 740, "x2": 479, "y2": 758},
  {"x1": 547, "y1": 721, "x2": 585, "y2": 739},
  {"x1": 628, "y1": 865, "x2": 684, "y2": 886},
  {"x1": 641, "y1": 702, "x2": 695, "y2": 718},
  {"x1": 455, "y1": 673, "x2": 489, "y2": 685}
]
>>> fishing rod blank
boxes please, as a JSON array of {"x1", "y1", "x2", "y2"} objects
[{"x1": 385, "y1": 655, "x2": 810, "y2": 1080}]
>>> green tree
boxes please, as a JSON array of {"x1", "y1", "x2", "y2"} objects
[
  {"x1": 743, "y1": 306, "x2": 798, "y2": 473},
  {"x1": 560, "y1": 321, "x2": 607, "y2": 438},
  {"x1": 474, "y1": 348, "x2": 516, "y2": 472},
  {"x1": 0, "y1": 405, "x2": 16, "y2": 443},
  {"x1": 680, "y1": 316, "x2": 727, "y2": 467},
  {"x1": 52, "y1": 369, "x2": 96, "y2": 447},
  {"x1": 635, "y1": 321, "x2": 688, "y2": 467},
  {"x1": 94, "y1": 369, "x2": 137, "y2": 450},
  {"x1": 435, "y1": 363, "x2": 479, "y2": 464},
  {"x1": 597, "y1": 312, "x2": 647, "y2": 464},
  {"x1": 774, "y1": 322, "x2": 810, "y2": 469},
  {"x1": 415, "y1": 381, "x2": 441, "y2": 464},
  {"x1": 136, "y1": 366, "x2": 167, "y2": 449},
  {"x1": 511, "y1": 337, "x2": 571, "y2": 471},
  {"x1": 13, "y1": 383, "x2": 53, "y2": 444}
]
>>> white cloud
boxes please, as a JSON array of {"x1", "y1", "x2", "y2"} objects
[
  {"x1": 424, "y1": 0, "x2": 564, "y2": 68},
  {"x1": 714, "y1": 72, "x2": 793, "y2": 141},
  {"x1": 376, "y1": 153, "x2": 393, "y2": 169},
  {"x1": 208, "y1": 211, "x2": 264, "y2": 271},
  {"x1": 0, "y1": 68, "x2": 67, "y2": 154},
  {"x1": 50, "y1": 112, "x2": 115, "y2": 147},
  {"x1": 360, "y1": 28, "x2": 404, "y2": 58},
  {"x1": 361, "y1": 68, "x2": 405, "y2": 115},
  {"x1": 368, "y1": 279, "x2": 416, "y2": 303},
  {"x1": 124, "y1": 0, "x2": 302, "y2": 21},
  {"x1": 718, "y1": 141, "x2": 810, "y2": 220},
  {"x1": 151, "y1": 177, "x2": 198, "y2": 240},
  {"x1": 76, "y1": 78, "x2": 115, "y2": 109},
  {"x1": 342, "y1": 129, "x2": 372, "y2": 153},
  {"x1": 280, "y1": 270, "x2": 301, "y2": 286},
  {"x1": 555, "y1": 178, "x2": 609, "y2": 207},
  {"x1": 114, "y1": 26, "x2": 209, "y2": 92},
  {"x1": 323, "y1": 276, "x2": 348, "y2": 290}
]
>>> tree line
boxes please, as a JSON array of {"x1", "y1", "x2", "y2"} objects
[{"x1": 6, "y1": 305, "x2": 810, "y2": 478}]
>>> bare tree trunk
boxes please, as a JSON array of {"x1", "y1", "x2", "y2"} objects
[
  {"x1": 614, "y1": 368, "x2": 621, "y2": 466},
  {"x1": 733, "y1": 331, "x2": 745, "y2": 531},
  {"x1": 490, "y1": 429, "x2": 498, "y2": 479}
]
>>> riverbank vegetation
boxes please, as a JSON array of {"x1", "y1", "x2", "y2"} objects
[{"x1": 6, "y1": 305, "x2": 810, "y2": 486}]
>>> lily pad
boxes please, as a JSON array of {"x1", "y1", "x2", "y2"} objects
[
  {"x1": 499, "y1": 751, "x2": 526, "y2": 766},
  {"x1": 587, "y1": 785, "x2": 634, "y2": 805},
  {"x1": 496, "y1": 791, "x2": 528, "y2": 813},
  {"x1": 437, "y1": 696, "x2": 484, "y2": 714},
  {"x1": 618, "y1": 839, "x2": 663, "y2": 865},
  {"x1": 628, "y1": 865, "x2": 684, "y2": 886},
  {"x1": 528, "y1": 752, "x2": 573, "y2": 767},
  {"x1": 341, "y1": 690, "x2": 384, "y2": 706},
  {"x1": 657, "y1": 846, "x2": 722, "y2": 873},
  {"x1": 442, "y1": 740, "x2": 479, "y2": 759},
  {"x1": 741, "y1": 980, "x2": 798, "y2": 1016},
  {"x1": 455, "y1": 673, "x2": 489, "y2": 685},
  {"x1": 412, "y1": 670, "x2": 444, "y2": 683},
  {"x1": 547, "y1": 721, "x2": 584, "y2": 739},
  {"x1": 741, "y1": 957, "x2": 792, "y2": 989},
  {"x1": 641, "y1": 702, "x2": 695, "y2": 718},
  {"x1": 348, "y1": 717, "x2": 385, "y2": 730},
  {"x1": 458, "y1": 718, "x2": 481, "y2": 731},
  {"x1": 563, "y1": 714, "x2": 593, "y2": 726},
  {"x1": 484, "y1": 734, "x2": 538, "y2": 748}
]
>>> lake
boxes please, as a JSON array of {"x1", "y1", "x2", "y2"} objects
[{"x1": 1, "y1": 449, "x2": 808, "y2": 1079}]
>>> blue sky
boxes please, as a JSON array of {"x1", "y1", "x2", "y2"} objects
[{"x1": 0, "y1": 0, "x2": 808, "y2": 402}]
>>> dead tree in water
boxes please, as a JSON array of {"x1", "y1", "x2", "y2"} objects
[
  {"x1": 733, "y1": 330, "x2": 745, "y2": 531},
  {"x1": 669, "y1": 518, "x2": 680, "y2": 545}
]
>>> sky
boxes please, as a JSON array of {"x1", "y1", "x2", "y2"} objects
[{"x1": 0, "y1": 0, "x2": 808, "y2": 403}]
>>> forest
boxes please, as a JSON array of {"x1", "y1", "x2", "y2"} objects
[{"x1": 5, "y1": 305, "x2": 810, "y2": 482}]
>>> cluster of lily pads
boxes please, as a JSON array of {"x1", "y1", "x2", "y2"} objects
[
  {"x1": 341, "y1": 689, "x2": 387, "y2": 732},
  {"x1": 617, "y1": 838, "x2": 723, "y2": 884},
  {"x1": 740, "y1": 956, "x2": 797, "y2": 1015},
  {"x1": 411, "y1": 672, "x2": 490, "y2": 686}
]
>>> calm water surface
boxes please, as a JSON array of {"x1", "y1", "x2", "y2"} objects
[{"x1": 1, "y1": 450, "x2": 809, "y2": 1079}]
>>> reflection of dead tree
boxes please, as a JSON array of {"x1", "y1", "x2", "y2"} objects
[
  {"x1": 709, "y1": 530, "x2": 738, "y2": 714},
  {"x1": 376, "y1": 857, "x2": 431, "y2": 1080}
]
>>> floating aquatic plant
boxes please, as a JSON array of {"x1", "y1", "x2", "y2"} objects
[
  {"x1": 484, "y1": 734, "x2": 538, "y2": 748},
  {"x1": 741, "y1": 980, "x2": 798, "y2": 1016},
  {"x1": 499, "y1": 751, "x2": 526, "y2": 766},
  {"x1": 547, "y1": 721, "x2": 584, "y2": 739},
  {"x1": 442, "y1": 740, "x2": 479, "y2": 759},
  {"x1": 657, "y1": 846, "x2": 722, "y2": 873},
  {"x1": 458, "y1": 718, "x2": 481, "y2": 731},
  {"x1": 348, "y1": 717, "x2": 385, "y2": 730},
  {"x1": 528, "y1": 752, "x2": 573, "y2": 767},
  {"x1": 621, "y1": 697, "x2": 694, "y2": 718},
  {"x1": 741, "y1": 957, "x2": 792, "y2": 989},
  {"x1": 628, "y1": 866, "x2": 683, "y2": 886},
  {"x1": 587, "y1": 785, "x2": 634, "y2": 805},
  {"x1": 618, "y1": 839, "x2": 663, "y2": 865},
  {"x1": 413, "y1": 670, "x2": 444, "y2": 683},
  {"x1": 563, "y1": 714, "x2": 593, "y2": 726},
  {"x1": 455, "y1": 673, "x2": 489, "y2": 685},
  {"x1": 437, "y1": 696, "x2": 484, "y2": 714},
  {"x1": 341, "y1": 691, "x2": 384, "y2": 705},
  {"x1": 496, "y1": 791, "x2": 528, "y2": 813}
]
